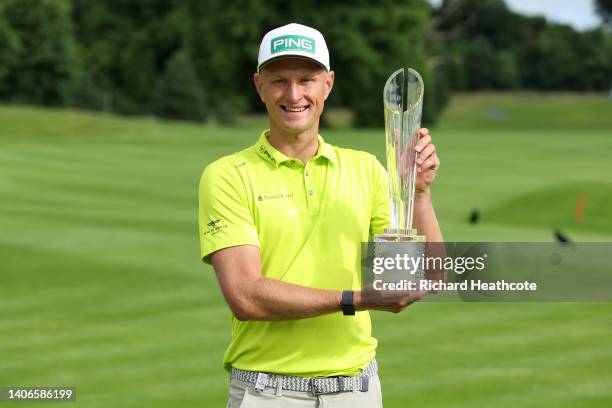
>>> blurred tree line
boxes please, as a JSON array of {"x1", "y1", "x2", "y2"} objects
[
  {"x1": 0, "y1": 0, "x2": 610, "y2": 126},
  {"x1": 435, "y1": 0, "x2": 612, "y2": 92}
]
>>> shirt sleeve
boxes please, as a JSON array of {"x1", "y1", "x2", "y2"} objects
[
  {"x1": 369, "y1": 157, "x2": 390, "y2": 236},
  {"x1": 198, "y1": 160, "x2": 259, "y2": 264}
]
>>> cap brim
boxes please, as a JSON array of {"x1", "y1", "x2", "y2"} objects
[{"x1": 258, "y1": 55, "x2": 328, "y2": 72}]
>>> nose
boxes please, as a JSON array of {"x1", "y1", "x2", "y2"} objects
[{"x1": 285, "y1": 81, "x2": 302, "y2": 104}]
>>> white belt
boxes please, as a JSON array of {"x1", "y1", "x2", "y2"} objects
[{"x1": 230, "y1": 359, "x2": 377, "y2": 395}]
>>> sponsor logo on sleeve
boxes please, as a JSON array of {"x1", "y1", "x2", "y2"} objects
[
  {"x1": 206, "y1": 219, "x2": 220, "y2": 227},
  {"x1": 203, "y1": 218, "x2": 228, "y2": 237}
]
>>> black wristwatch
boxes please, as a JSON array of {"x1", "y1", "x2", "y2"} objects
[{"x1": 341, "y1": 290, "x2": 356, "y2": 316}]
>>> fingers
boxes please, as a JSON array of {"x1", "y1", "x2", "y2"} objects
[
  {"x1": 415, "y1": 129, "x2": 435, "y2": 167},
  {"x1": 417, "y1": 127, "x2": 429, "y2": 139},
  {"x1": 415, "y1": 128, "x2": 439, "y2": 174},
  {"x1": 392, "y1": 298, "x2": 422, "y2": 313},
  {"x1": 391, "y1": 290, "x2": 427, "y2": 313},
  {"x1": 415, "y1": 129, "x2": 430, "y2": 154},
  {"x1": 362, "y1": 288, "x2": 428, "y2": 313},
  {"x1": 418, "y1": 154, "x2": 440, "y2": 173},
  {"x1": 417, "y1": 143, "x2": 436, "y2": 165}
]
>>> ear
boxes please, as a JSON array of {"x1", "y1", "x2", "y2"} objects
[
  {"x1": 323, "y1": 71, "x2": 335, "y2": 101},
  {"x1": 254, "y1": 72, "x2": 265, "y2": 103}
]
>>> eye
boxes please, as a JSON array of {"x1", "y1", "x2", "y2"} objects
[
  {"x1": 301, "y1": 78, "x2": 314, "y2": 84},
  {"x1": 272, "y1": 79, "x2": 286, "y2": 85}
]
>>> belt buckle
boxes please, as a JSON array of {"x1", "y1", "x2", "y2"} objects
[{"x1": 310, "y1": 376, "x2": 337, "y2": 396}]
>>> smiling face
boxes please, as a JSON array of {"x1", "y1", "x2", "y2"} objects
[{"x1": 254, "y1": 58, "x2": 334, "y2": 138}]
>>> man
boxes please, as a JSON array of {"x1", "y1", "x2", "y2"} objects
[{"x1": 199, "y1": 23, "x2": 442, "y2": 407}]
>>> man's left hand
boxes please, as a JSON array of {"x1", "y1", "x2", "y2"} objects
[{"x1": 414, "y1": 128, "x2": 439, "y2": 194}]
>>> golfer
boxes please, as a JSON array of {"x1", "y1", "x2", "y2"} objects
[{"x1": 199, "y1": 23, "x2": 442, "y2": 407}]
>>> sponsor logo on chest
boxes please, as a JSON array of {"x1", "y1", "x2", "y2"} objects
[{"x1": 257, "y1": 192, "x2": 295, "y2": 202}]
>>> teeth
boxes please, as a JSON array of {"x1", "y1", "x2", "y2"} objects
[{"x1": 284, "y1": 106, "x2": 307, "y2": 112}]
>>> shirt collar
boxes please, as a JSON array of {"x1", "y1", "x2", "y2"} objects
[
  {"x1": 255, "y1": 130, "x2": 337, "y2": 167},
  {"x1": 316, "y1": 134, "x2": 337, "y2": 164},
  {"x1": 255, "y1": 130, "x2": 289, "y2": 167}
]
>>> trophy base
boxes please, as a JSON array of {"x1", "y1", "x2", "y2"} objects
[
  {"x1": 373, "y1": 228, "x2": 426, "y2": 242},
  {"x1": 373, "y1": 229, "x2": 426, "y2": 282}
]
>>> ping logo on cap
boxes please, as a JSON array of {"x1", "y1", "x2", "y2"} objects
[{"x1": 271, "y1": 35, "x2": 315, "y2": 54}]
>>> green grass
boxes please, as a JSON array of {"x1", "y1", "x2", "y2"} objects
[
  {"x1": 437, "y1": 92, "x2": 612, "y2": 130},
  {"x1": 1, "y1": 93, "x2": 611, "y2": 407}
]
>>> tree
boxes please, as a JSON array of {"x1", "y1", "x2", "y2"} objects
[
  {"x1": 72, "y1": 0, "x2": 187, "y2": 114},
  {"x1": 300, "y1": 0, "x2": 434, "y2": 126},
  {"x1": 0, "y1": 12, "x2": 21, "y2": 96},
  {"x1": 152, "y1": 50, "x2": 207, "y2": 122},
  {"x1": 188, "y1": 0, "x2": 265, "y2": 123},
  {"x1": 435, "y1": 0, "x2": 611, "y2": 92},
  {"x1": 0, "y1": 0, "x2": 78, "y2": 105},
  {"x1": 460, "y1": 36, "x2": 518, "y2": 89},
  {"x1": 595, "y1": 0, "x2": 612, "y2": 27}
]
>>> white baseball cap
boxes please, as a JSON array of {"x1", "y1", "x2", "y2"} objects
[{"x1": 257, "y1": 23, "x2": 330, "y2": 72}]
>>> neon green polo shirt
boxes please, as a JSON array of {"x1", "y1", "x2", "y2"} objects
[{"x1": 199, "y1": 129, "x2": 389, "y2": 377}]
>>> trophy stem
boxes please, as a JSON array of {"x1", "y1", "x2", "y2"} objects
[
  {"x1": 383, "y1": 67, "x2": 424, "y2": 234},
  {"x1": 372, "y1": 68, "x2": 427, "y2": 291}
]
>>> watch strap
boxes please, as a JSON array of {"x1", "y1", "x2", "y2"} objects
[{"x1": 341, "y1": 290, "x2": 356, "y2": 316}]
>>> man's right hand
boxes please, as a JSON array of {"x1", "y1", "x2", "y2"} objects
[{"x1": 355, "y1": 286, "x2": 429, "y2": 313}]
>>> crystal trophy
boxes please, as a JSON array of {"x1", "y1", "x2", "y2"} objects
[{"x1": 374, "y1": 68, "x2": 426, "y2": 283}]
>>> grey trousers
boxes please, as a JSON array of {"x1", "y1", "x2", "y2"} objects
[{"x1": 227, "y1": 375, "x2": 383, "y2": 407}]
